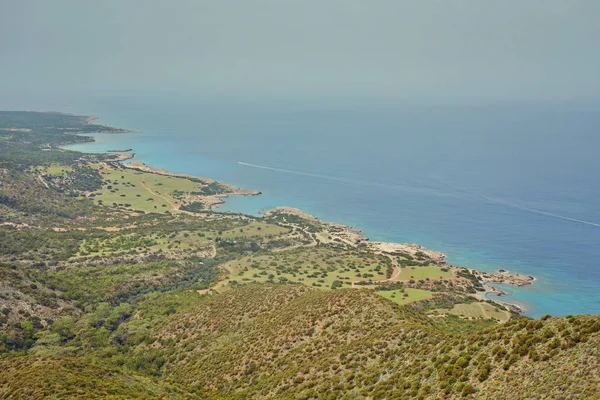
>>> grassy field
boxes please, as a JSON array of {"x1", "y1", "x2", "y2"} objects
[
  {"x1": 221, "y1": 247, "x2": 391, "y2": 290},
  {"x1": 78, "y1": 231, "x2": 209, "y2": 257},
  {"x1": 399, "y1": 265, "x2": 452, "y2": 281},
  {"x1": 77, "y1": 220, "x2": 290, "y2": 257},
  {"x1": 44, "y1": 163, "x2": 74, "y2": 176},
  {"x1": 87, "y1": 163, "x2": 206, "y2": 213},
  {"x1": 218, "y1": 222, "x2": 289, "y2": 240},
  {"x1": 31, "y1": 163, "x2": 74, "y2": 176},
  {"x1": 446, "y1": 302, "x2": 511, "y2": 322},
  {"x1": 377, "y1": 288, "x2": 433, "y2": 305}
]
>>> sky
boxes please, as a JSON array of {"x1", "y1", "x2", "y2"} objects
[{"x1": 1, "y1": 0, "x2": 600, "y2": 105}]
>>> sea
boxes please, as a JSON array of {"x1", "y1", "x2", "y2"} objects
[{"x1": 20, "y1": 94, "x2": 600, "y2": 318}]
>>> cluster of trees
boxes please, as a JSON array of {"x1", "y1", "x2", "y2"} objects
[
  {"x1": 44, "y1": 165, "x2": 103, "y2": 193},
  {"x1": 180, "y1": 201, "x2": 206, "y2": 212},
  {"x1": 191, "y1": 182, "x2": 229, "y2": 196},
  {"x1": 0, "y1": 229, "x2": 83, "y2": 261}
]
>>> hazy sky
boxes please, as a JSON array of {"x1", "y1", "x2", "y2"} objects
[{"x1": 1, "y1": 0, "x2": 599, "y2": 104}]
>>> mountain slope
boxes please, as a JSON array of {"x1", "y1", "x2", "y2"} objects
[
  {"x1": 2, "y1": 284, "x2": 599, "y2": 399},
  {"x1": 122, "y1": 285, "x2": 600, "y2": 399}
]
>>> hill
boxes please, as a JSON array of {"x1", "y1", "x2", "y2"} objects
[{"x1": 2, "y1": 285, "x2": 599, "y2": 399}]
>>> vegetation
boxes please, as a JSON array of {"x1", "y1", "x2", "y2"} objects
[
  {"x1": 444, "y1": 302, "x2": 511, "y2": 323},
  {"x1": 1, "y1": 111, "x2": 599, "y2": 399},
  {"x1": 377, "y1": 287, "x2": 433, "y2": 305},
  {"x1": 219, "y1": 247, "x2": 392, "y2": 290},
  {"x1": 399, "y1": 265, "x2": 452, "y2": 280}
]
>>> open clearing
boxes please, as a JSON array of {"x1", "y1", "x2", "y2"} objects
[
  {"x1": 35, "y1": 163, "x2": 74, "y2": 176},
  {"x1": 77, "y1": 220, "x2": 289, "y2": 258},
  {"x1": 220, "y1": 247, "x2": 392, "y2": 290},
  {"x1": 86, "y1": 163, "x2": 205, "y2": 213},
  {"x1": 446, "y1": 302, "x2": 511, "y2": 322},
  {"x1": 399, "y1": 265, "x2": 452, "y2": 281},
  {"x1": 377, "y1": 288, "x2": 433, "y2": 305}
]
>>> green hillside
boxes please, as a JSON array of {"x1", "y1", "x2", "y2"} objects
[{"x1": 2, "y1": 285, "x2": 599, "y2": 399}]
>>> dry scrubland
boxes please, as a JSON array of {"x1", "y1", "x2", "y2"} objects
[
  {"x1": 3, "y1": 286, "x2": 600, "y2": 399},
  {"x1": 1, "y1": 111, "x2": 599, "y2": 399}
]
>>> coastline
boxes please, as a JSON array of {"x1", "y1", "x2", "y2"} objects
[
  {"x1": 82, "y1": 115, "x2": 140, "y2": 133},
  {"x1": 482, "y1": 289, "x2": 528, "y2": 314},
  {"x1": 260, "y1": 206, "x2": 448, "y2": 263},
  {"x1": 68, "y1": 115, "x2": 536, "y2": 314},
  {"x1": 121, "y1": 161, "x2": 260, "y2": 209}
]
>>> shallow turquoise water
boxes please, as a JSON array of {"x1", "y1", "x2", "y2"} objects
[{"x1": 60, "y1": 98, "x2": 600, "y2": 318}]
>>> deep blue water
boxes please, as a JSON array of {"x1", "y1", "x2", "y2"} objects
[{"x1": 51, "y1": 96, "x2": 600, "y2": 318}]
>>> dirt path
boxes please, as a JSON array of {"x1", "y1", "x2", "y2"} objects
[
  {"x1": 477, "y1": 302, "x2": 510, "y2": 323},
  {"x1": 387, "y1": 266, "x2": 401, "y2": 281},
  {"x1": 1, "y1": 222, "x2": 34, "y2": 229},
  {"x1": 197, "y1": 279, "x2": 228, "y2": 295},
  {"x1": 134, "y1": 178, "x2": 195, "y2": 215},
  {"x1": 477, "y1": 303, "x2": 490, "y2": 319},
  {"x1": 135, "y1": 179, "x2": 177, "y2": 209},
  {"x1": 270, "y1": 225, "x2": 319, "y2": 252},
  {"x1": 379, "y1": 255, "x2": 402, "y2": 283},
  {"x1": 349, "y1": 265, "x2": 402, "y2": 288},
  {"x1": 196, "y1": 257, "x2": 226, "y2": 294},
  {"x1": 36, "y1": 174, "x2": 50, "y2": 189}
]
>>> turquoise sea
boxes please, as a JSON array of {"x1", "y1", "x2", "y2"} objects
[{"x1": 51, "y1": 96, "x2": 600, "y2": 318}]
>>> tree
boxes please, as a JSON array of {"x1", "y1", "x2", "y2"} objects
[{"x1": 51, "y1": 317, "x2": 76, "y2": 341}]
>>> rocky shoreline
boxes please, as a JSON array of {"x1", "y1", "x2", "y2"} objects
[
  {"x1": 261, "y1": 207, "x2": 448, "y2": 263},
  {"x1": 473, "y1": 269, "x2": 535, "y2": 287},
  {"x1": 482, "y1": 287, "x2": 527, "y2": 314}
]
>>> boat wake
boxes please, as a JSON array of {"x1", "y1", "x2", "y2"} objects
[
  {"x1": 237, "y1": 161, "x2": 448, "y2": 196},
  {"x1": 438, "y1": 180, "x2": 600, "y2": 228},
  {"x1": 238, "y1": 161, "x2": 600, "y2": 228},
  {"x1": 237, "y1": 162, "x2": 360, "y2": 185},
  {"x1": 480, "y1": 194, "x2": 600, "y2": 228}
]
